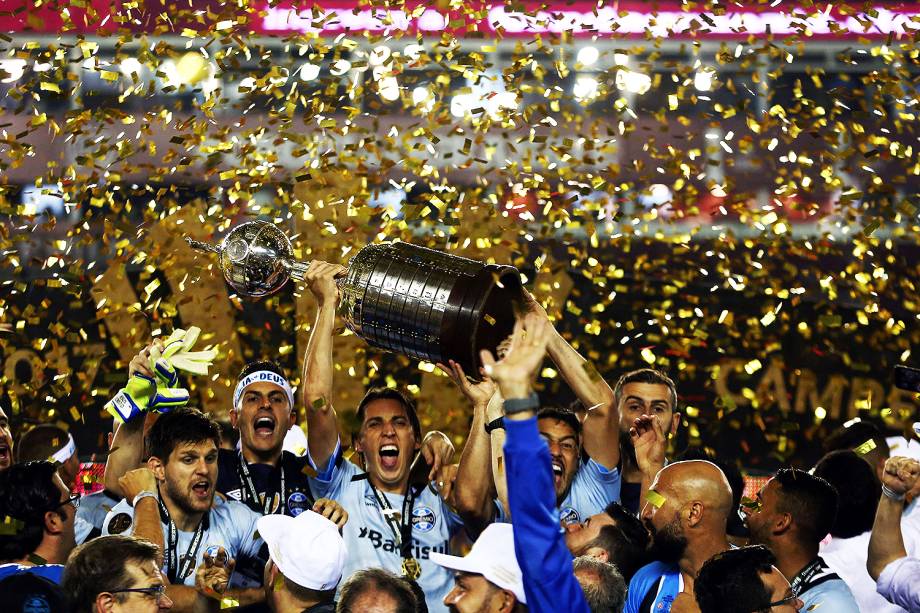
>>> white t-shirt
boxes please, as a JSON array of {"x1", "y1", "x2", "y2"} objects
[
  {"x1": 102, "y1": 497, "x2": 264, "y2": 588},
  {"x1": 309, "y1": 445, "x2": 464, "y2": 613},
  {"x1": 821, "y1": 521, "x2": 920, "y2": 613}
]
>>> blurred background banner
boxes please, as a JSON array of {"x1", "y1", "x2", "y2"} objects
[{"x1": 0, "y1": 0, "x2": 918, "y2": 470}]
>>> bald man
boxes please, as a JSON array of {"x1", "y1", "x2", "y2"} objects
[{"x1": 624, "y1": 459, "x2": 734, "y2": 613}]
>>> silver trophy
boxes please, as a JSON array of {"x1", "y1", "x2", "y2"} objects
[{"x1": 187, "y1": 220, "x2": 522, "y2": 375}]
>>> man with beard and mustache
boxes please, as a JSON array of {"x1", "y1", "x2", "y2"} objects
[
  {"x1": 624, "y1": 460, "x2": 733, "y2": 613},
  {"x1": 102, "y1": 408, "x2": 267, "y2": 611},
  {"x1": 743, "y1": 469, "x2": 858, "y2": 612},
  {"x1": 614, "y1": 369, "x2": 680, "y2": 515}
]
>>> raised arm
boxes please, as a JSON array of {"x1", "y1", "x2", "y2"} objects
[
  {"x1": 103, "y1": 345, "x2": 158, "y2": 497},
  {"x1": 524, "y1": 291, "x2": 619, "y2": 469},
  {"x1": 630, "y1": 413, "x2": 668, "y2": 504},
  {"x1": 486, "y1": 390, "x2": 509, "y2": 518},
  {"x1": 441, "y1": 360, "x2": 498, "y2": 532},
  {"x1": 119, "y1": 467, "x2": 165, "y2": 565},
  {"x1": 302, "y1": 261, "x2": 347, "y2": 469},
  {"x1": 482, "y1": 313, "x2": 591, "y2": 613},
  {"x1": 868, "y1": 456, "x2": 919, "y2": 579}
]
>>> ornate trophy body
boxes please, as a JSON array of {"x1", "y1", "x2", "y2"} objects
[{"x1": 187, "y1": 221, "x2": 522, "y2": 375}]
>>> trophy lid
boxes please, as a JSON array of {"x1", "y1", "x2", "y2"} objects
[{"x1": 220, "y1": 220, "x2": 294, "y2": 298}]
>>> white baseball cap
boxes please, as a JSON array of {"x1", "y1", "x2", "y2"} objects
[
  {"x1": 257, "y1": 511, "x2": 347, "y2": 591},
  {"x1": 430, "y1": 523, "x2": 526, "y2": 604}
]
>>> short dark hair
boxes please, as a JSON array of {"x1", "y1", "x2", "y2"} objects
[
  {"x1": 145, "y1": 407, "x2": 220, "y2": 462},
  {"x1": 593, "y1": 502, "x2": 650, "y2": 580},
  {"x1": 537, "y1": 406, "x2": 583, "y2": 438},
  {"x1": 824, "y1": 419, "x2": 889, "y2": 457},
  {"x1": 0, "y1": 462, "x2": 61, "y2": 562},
  {"x1": 16, "y1": 425, "x2": 71, "y2": 464},
  {"x1": 63, "y1": 535, "x2": 160, "y2": 613},
  {"x1": 695, "y1": 545, "x2": 777, "y2": 613},
  {"x1": 238, "y1": 360, "x2": 287, "y2": 381},
  {"x1": 0, "y1": 572, "x2": 68, "y2": 612},
  {"x1": 355, "y1": 388, "x2": 422, "y2": 442},
  {"x1": 613, "y1": 369, "x2": 678, "y2": 411},
  {"x1": 573, "y1": 555, "x2": 627, "y2": 613},
  {"x1": 812, "y1": 450, "x2": 880, "y2": 538},
  {"x1": 772, "y1": 468, "x2": 838, "y2": 545},
  {"x1": 336, "y1": 568, "x2": 417, "y2": 613}
]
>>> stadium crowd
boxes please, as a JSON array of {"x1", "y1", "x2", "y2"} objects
[{"x1": 0, "y1": 260, "x2": 919, "y2": 613}]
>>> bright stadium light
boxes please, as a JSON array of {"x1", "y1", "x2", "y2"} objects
[
  {"x1": 330, "y1": 59, "x2": 352, "y2": 76},
  {"x1": 0, "y1": 59, "x2": 27, "y2": 84},
  {"x1": 694, "y1": 68, "x2": 715, "y2": 91},
  {"x1": 616, "y1": 69, "x2": 651, "y2": 94},
  {"x1": 119, "y1": 57, "x2": 144, "y2": 79},
  {"x1": 412, "y1": 86, "x2": 434, "y2": 113},
  {"x1": 299, "y1": 63, "x2": 321, "y2": 81},
  {"x1": 576, "y1": 46, "x2": 599, "y2": 67},
  {"x1": 370, "y1": 45, "x2": 391, "y2": 66},
  {"x1": 378, "y1": 75, "x2": 400, "y2": 101},
  {"x1": 573, "y1": 76, "x2": 599, "y2": 102}
]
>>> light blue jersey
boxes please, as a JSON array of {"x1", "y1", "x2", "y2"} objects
[
  {"x1": 310, "y1": 446, "x2": 464, "y2": 613},
  {"x1": 102, "y1": 496, "x2": 264, "y2": 588},
  {"x1": 797, "y1": 557, "x2": 860, "y2": 613},
  {"x1": 558, "y1": 457, "x2": 622, "y2": 525},
  {"x1": 76, "y1": 489, "x2": 119, "y2": 542}
]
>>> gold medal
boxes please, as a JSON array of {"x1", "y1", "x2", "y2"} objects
[{"x1": 401, "y1": 557, "x2": 422, "y2": 580}]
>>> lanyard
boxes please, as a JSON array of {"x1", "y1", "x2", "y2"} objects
[
  {"x1": 237, "y1": 452, "x2": 286, "y2": 515},
  {"x1": 790, "y1": 558, "x2": 824, "y2": 595},
  {"x1": 369, "y1": 479, "x2": 418, "y2": 559},
  {"x1": 157, "y1": 494, "x2": 209, "y2": 583}
]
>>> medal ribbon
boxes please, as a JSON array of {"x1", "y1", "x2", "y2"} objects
[
  {"x1": 237, "y1": 452, "x2": 286, "y2": 515},
  {"x1": 367, "y1": 477, "x2": 421, "y2": 577},
  {"x1": 157, "y1": 493, "x2": 209, "y2": 583},
  {"x1": 790, "y1": 558, "x2": 824, "y2": 596}
]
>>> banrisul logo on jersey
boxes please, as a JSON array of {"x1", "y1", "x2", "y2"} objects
[{"x1": 411, "y1": 506, "x2": 436, "y2": 532}]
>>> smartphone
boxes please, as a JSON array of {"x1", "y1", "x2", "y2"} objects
[{"x1": 895, "y1": 365, "x2": 920, "y2": 393}]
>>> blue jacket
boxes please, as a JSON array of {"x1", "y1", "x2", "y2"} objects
[{"x1": 504, "y1": 417, "x2": 590, "y2": 613}]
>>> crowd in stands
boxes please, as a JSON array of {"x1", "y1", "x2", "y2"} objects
[{"x1": 0, "y1": 260, "x2": 919, "y2": 612}]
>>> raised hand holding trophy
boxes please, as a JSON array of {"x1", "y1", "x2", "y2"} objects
[{"x1": 187, "y1": 220, "x2": 522, "y2": 376}]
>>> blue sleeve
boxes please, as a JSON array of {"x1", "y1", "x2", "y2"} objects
[
  {"x1": 307, "y1": 441, "x2": 353, "y2": 500},
  {"x1": 504, "y1": 417, "x2": 590, "y2": 613},
  {"x1": 625, "y1": 561, "x2": 666, "y2": 613},
  {"x1": 233, "y1": 503, "x2": 265, "y2": 560}
]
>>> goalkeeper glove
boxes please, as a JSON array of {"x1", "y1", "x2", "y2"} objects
[
  {"x1": 150, "y1": 326, "x2": 217, "y2": 376},
  {"x1": 104, "y1": 372, "x2": 189, "y2": 424}
]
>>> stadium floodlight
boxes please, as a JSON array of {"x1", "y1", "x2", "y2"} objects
[{"x1": 576, "y1": 46, "x2": 599, "y2": 67}]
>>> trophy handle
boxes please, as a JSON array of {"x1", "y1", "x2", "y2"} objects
[
  {"x1": 283, "y1": 259, "x2": 311, "y2": 281},
  {"x1": 185, "y1": 237, "x2": 221, "y2": 255},
  {"x1": 283, "y1": 259, "x2": 347, "y2": 288}
]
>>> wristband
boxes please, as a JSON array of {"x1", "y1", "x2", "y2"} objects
[
  {"x1": 132, "y1": 491, "x2": 158, "y2": 507},
  {"x1": 502, "y1": 392, "x2": 540, "y2": 415},
  {"x1": 485, "y1": 417, "x2": 505, "y2": 434},
  {"x1": 882, "y1": 484, "x2": 906, "y2": 502}
]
